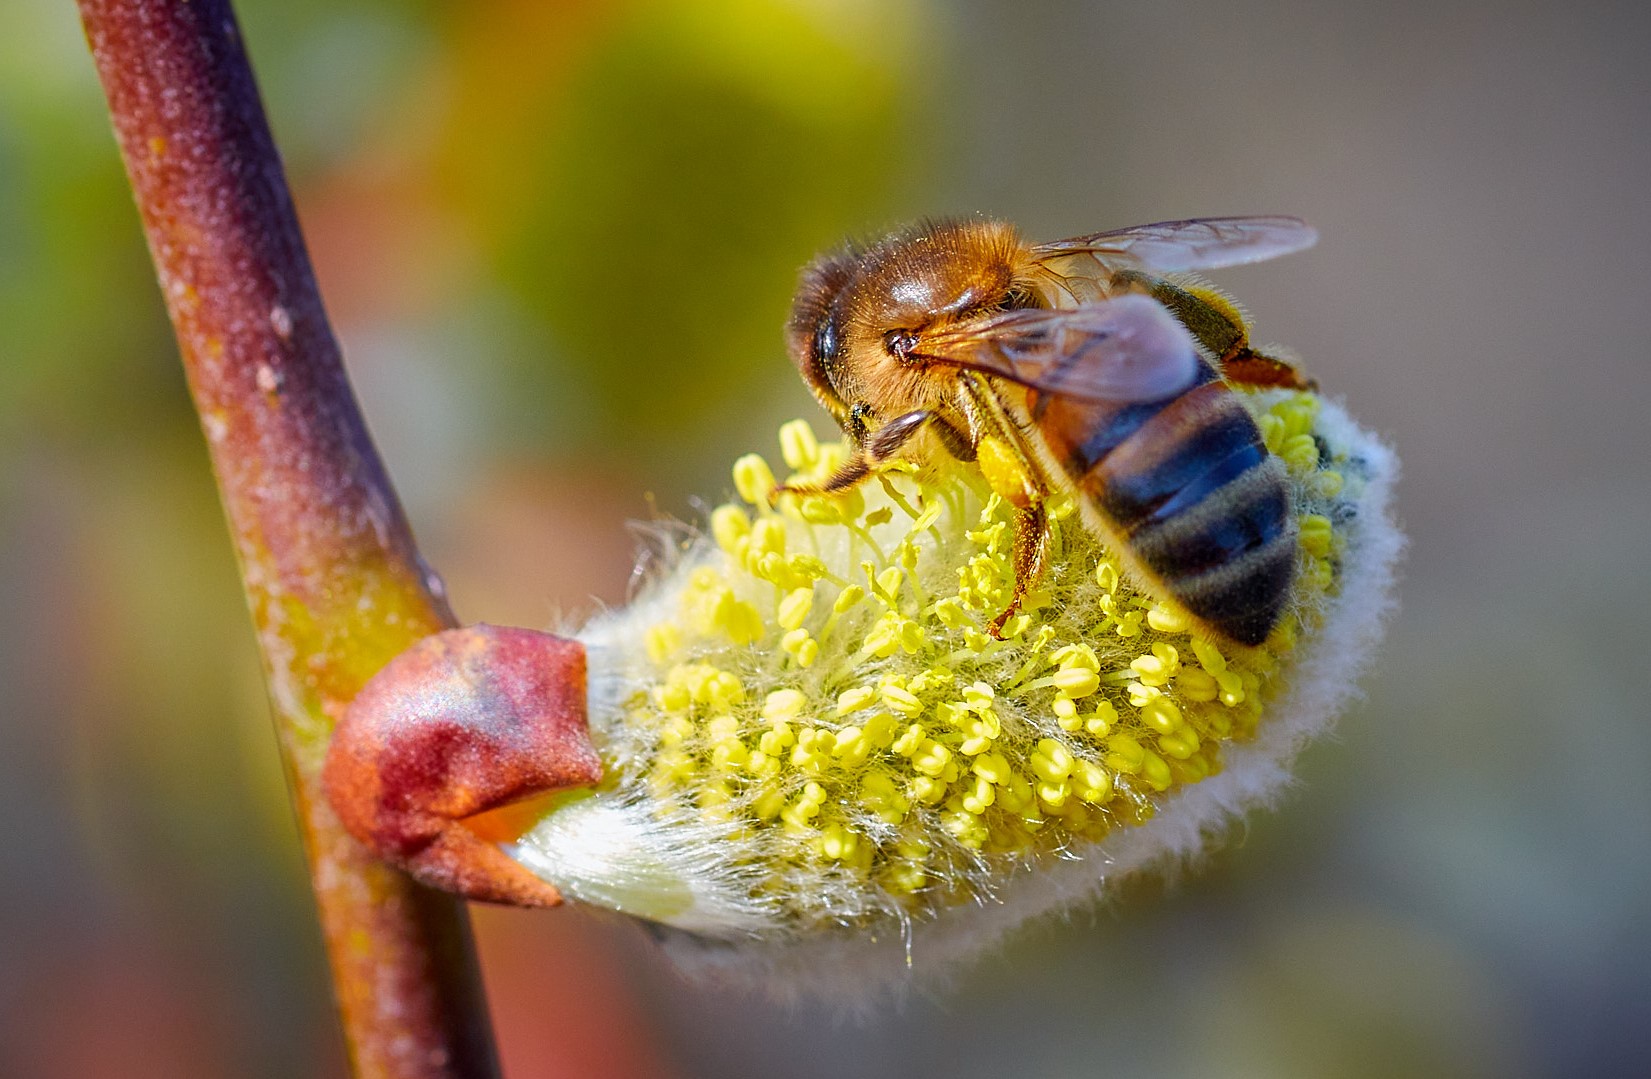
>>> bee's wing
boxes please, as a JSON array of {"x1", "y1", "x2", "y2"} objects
[
  {"x1": 1031, "y1": 215, "x2": 1318, "y2": 275},
  {"x1": 916, "y1": 295, "x2": 1202, "y2": 404}
]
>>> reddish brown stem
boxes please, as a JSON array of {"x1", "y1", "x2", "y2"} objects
[{"x1": 77, "y1": 2, "x2": 499, "y2": 1075}]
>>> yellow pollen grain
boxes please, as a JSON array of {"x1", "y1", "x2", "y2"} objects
[{"x1": 733, "y1": 453, "x2": 777, "y2": 505}]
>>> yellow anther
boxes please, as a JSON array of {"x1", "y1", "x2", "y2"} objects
[
  {"x1": 758, "y1": 723, "x2": 795, "y2": 756},
  {"x1": 710, "y1": 737, "x2": 749, "y2": 771},
  {"x1": 706, "y1": 669, "x2": 744, "y2": 707},
  {"x1": 861, "y1": 712, "x2": 898, "y2": 748},
  {"x1": 898, "y1": 620, "x2": 927, "y2": 653},
  {"x1": 836, "y1": 686, "x2": 876, "y2": 715},
  {"x1": 1054, "y1": 696, "x2": 1081, "y2": 731},
  {"x1": 911, "y1": 776, "x2": 948, "y2": 805},
  {"x1": 833, "y1": 584, "x2": 866, "y2": 613},
  {"x1": 1315, "y1": 470, "x2": 1345, "y2": 498},
  {"x1": 1176, "y1": 666, "x2": 1219, "y2": 701},
  {"x1": 1052, "y1": 666, "x2": 1101, "y2": 698},
  {"x1": 887, "y1": 863, "x2": 928, "y2": 894},
  {"x1": 1096, "y1": 561, "x2": 1120, "y2": 592},
  {"x1": 779, "y1": 627, "x2": 818, "y2": 666},
  {"x1": 1071, "y1": 759, "x2": 1112, "y2": 803},
  {"x1": 1146, "y1": 603, "x2": 1191, "y2": 634},
  {"x1": 833, "y1": 727, "x2": 871, "y2": 766},
  {"x1": 652, "y1": 681, "x2": 691, "y2": 713},
  {"x1": 1141, "y1": 696, "x2": 1184, "y2": 734},
  {"x1": 749, "y1": 516, "x2": 787, "y2": 558},
  {"x1": 1299, "y1": 513, "x2": 1334, "y2": 557},
  {"x1": 1030, "y1": 738, "x2": 1074, "y2": 782},
  {"x1": 961, "y1": 776, "x2": 996, "y2": 815},
  {"x1": 696, "y1": 781, "x2": 733, "y2": 810},
  {"x1": 909, "y1": 740, "x2": 952, "y2": 778},
  {"x1": 752, "y1": 784, "x2": 787, "y2": 820},
  {"x1": 933, "y1": 597, "x2": 969, "y2": 627},
  {"x1": 780, "y1": 803, "x2": 820, "y2": 831},
  {"x1": 644, "y1": 623, "x2": 682, "y2": 664},
  {"x1": 874, "y1": 565, "x2": 905, "y2": 600},
  {"x1": 819, "y1": 822, "x2": 861, "y2": 861},
  {"x1": 1130, "y1": 643, "x2": 1180, "y2": 686},
  {"x1": 1085, "y1": 699, "x2": 1118, "y2": 737},
  {"x1": 1140, "y1": 752, "x2": 1173, "y2": 791},
  {"x1": 1215, "y1": 669, "x2": 1246, "y2": 706},
  {"x1": 777, "y1": 587, "x2": 814, "y2": 631},
  {"x1": 752, "y1": 551, "x2": 788, "y2": 584},
  {"x1": 1104, "y1": 733, "x2": 1146, "y2": 773},
  {"x1": 1281, "y1": 433, "x2": 1319, "y2": 472},
  {"x1": 1127, "y1": 681, "x2": 1161, "y2": 708},
  {"x1": 732, "y1": 453, "x2": 777, "y2": 505},
  {"x1": 892, "y1": 724, "x2": 926, "y2": 756},
  {"x1": 655, "y1": 715, "x2": 693, "y2": 748},
  {"x1": 762, "y1": 689, "x2": 805, "y2": 719},
  {"x1": 1157, "y1": 731, "x2": 1199, "y2": 759},
  {"x1": 1259, "y1": 412, "x2": 1286, "y2": 453},
  {"x1": 798, "y1": 497, "x2": 843, "y2": 525},
  {"x1": 788, "y1": 554, "x2": 830, "y2": 581},
  {"x1": 1050, "y1": 643, "x2": 1100, "y2": 672},
  {"x1": 972, "y1": 752, "x2": 1011, "y2": 785},
  {"x1": 719, "y1": 597, "x2": 764, "y2": 644},
  {"x1": 908, "y1": 668, "x2": 953, "y2": 694},
  {"x1": 1036, "y1": 780, "x2": 1071, "y2": 809},
  {"x1": 943, "y1": 808, "x2": 990, "y2": 848},
  {"x1": 880, "y1": 684, "x2": 924, "y2": 716},
  {"x1": 709, "y1": 504, "x2": 751, "y2": 556},
  {"x1": 779, "y1": 419, "x2": 821, "y2": 471},
  {"x1": 997, "y1": 772, "x2": 1034, "y2": 813},
  {"x1": 1191, "y1": 637, "x2": 1227, "y2": 674}
]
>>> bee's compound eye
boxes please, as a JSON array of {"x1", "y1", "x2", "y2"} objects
[{"x1": 883, "y1": 329, "x2": 918, "y2": 360}]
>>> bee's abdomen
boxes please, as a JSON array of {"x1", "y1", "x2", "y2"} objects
[{"x1": 1060, "y1": 382, "x2": 1296, "y2": 646}]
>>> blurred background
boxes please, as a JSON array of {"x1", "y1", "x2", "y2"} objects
[{"x1": 3, "y1": 0, "x2": 1649, "y2": 1075}]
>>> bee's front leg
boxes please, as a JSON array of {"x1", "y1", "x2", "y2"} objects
[{"x1": 775, "y1": 408, "x2": 974, "y2": 498}]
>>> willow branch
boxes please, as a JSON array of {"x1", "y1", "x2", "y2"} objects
[{"x1": 77, "y1": 2, "x2": 499, "y2": 1075}]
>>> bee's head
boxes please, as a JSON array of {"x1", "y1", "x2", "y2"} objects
[
  {"x1": 786, "y1": 243, "x2": 861, "y2": 425},
  {"x1": 787, "y1": 220, "x2": 1031, "y2": 433}
]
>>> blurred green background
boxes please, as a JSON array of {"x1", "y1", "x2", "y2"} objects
[{"x1": 3, "y1": 0, "x2": 1649, "y2": 1076}]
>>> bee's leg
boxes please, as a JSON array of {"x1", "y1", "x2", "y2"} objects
[
  {"x1": 775, "y1": 408, "x2": 972, "y2": 498},
  {"x1": 973, "y1": 433, "x2": 1049, "y2": 638},
  {"x1": 1218, "y1": 349, "x2": 1318, "y2": 391},
  {"x1": 1114, "y1": 271, "x2": 1315, "y2": 390},
  {"x1": 987, "y1": 501, "x2": 1049, "y2": 638}
]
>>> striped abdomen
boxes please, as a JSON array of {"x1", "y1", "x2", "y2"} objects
[{"x1": 1031, "y1": 362, "x2": 1296, "y2": 646}]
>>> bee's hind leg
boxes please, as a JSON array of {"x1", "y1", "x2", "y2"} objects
[
  {"x1": 987, "y1": 501, "x2": 1049, "y2": 639},
  {"x1": 1220, "y1": 349, "x2": 1317, "y2": 391}
]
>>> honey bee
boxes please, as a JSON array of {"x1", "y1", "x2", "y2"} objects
[{"x1": 780, "y1": 216, "x2": 1319, "y2": 647}]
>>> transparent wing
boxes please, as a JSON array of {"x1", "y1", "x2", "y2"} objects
[
  {"x1": 1031, "y1": 215, "x2": 1318, "y2": 274},
  {"x1": 914, "y1": 294, "x2": 1202, "y2": 404}
]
